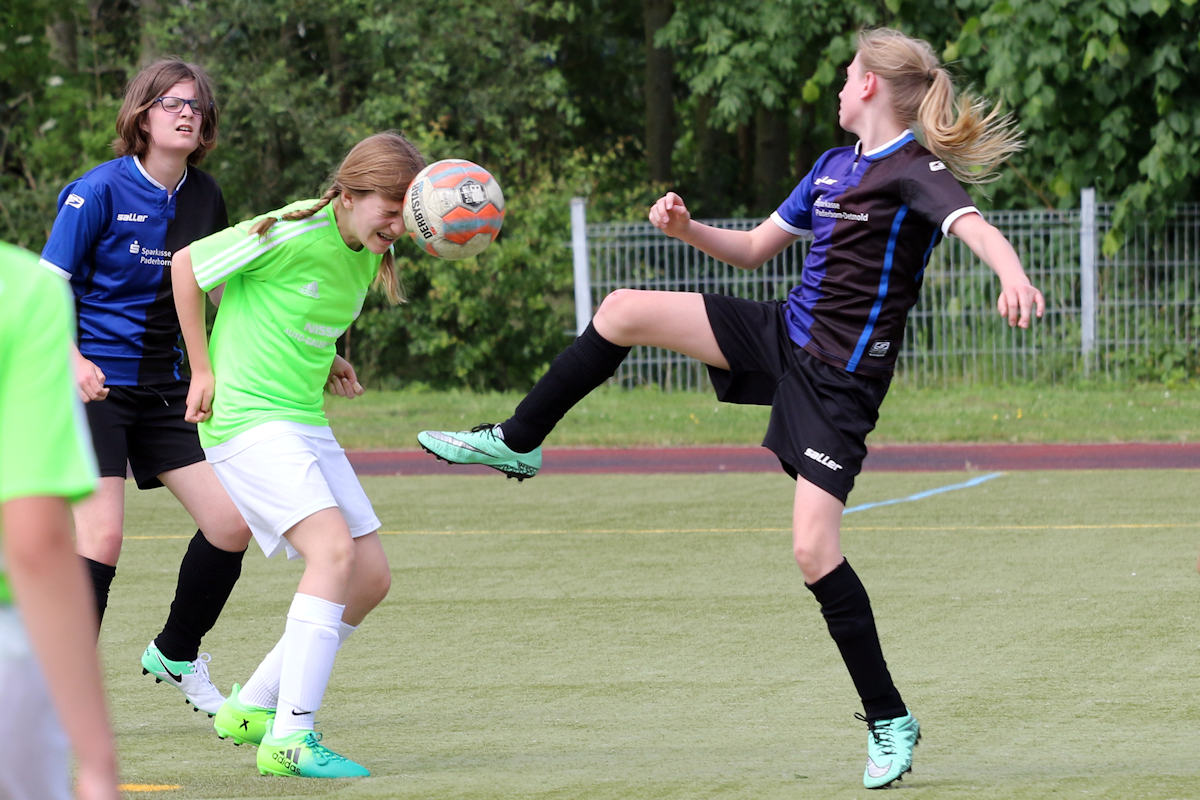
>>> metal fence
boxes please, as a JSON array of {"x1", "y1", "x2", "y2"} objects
[{"x1": 569, "y1": 192, "x2": 1200, "y2": 388}]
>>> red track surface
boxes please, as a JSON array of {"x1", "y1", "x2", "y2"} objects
[{"x1": 348, "y1": 442, "x2": 1200, "y2": 476}]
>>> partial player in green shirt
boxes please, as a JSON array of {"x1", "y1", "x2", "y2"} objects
[
  {"x1": 0, "y1": 242, "x2": 119, "y2": 800},
  {"x1": 172, "y1": 132, "x2": 425, "y2": 779}
]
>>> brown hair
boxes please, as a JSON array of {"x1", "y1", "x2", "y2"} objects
[
  {"x1": 113, "y1": 58, "x2": 219, "y2": 165},
  {"x1": 856, "y1": 27, "x2": 1022, "y2": 184},
  {"x1": 248, "y1": 131, "x2": 426, "y2": 304}
]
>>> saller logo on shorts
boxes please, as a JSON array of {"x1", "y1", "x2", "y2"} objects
[{"x1": 804, "y1": 447, "x2": 843, "y2": 471}]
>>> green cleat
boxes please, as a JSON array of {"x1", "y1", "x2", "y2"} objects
[
  {"x1": 859, "y1": 710, "x2": 921, "y2": 789},
  {"x1": 417, "y1": 423, "x2": 541, "y2": 480},
  {"x1": 213, "y1": 683, "x2": 275, "y2": 746},
  {"x1": 859, "y1": 714, "x2": 921, "y2": 786},
  {"x1": 256, "y1": 729, "x2": 369, "y2": 778},
  {"x1": 140, "y1": 642, "x2": 225, "y2": 716}
]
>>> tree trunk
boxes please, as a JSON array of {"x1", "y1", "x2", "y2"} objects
[
  {"x1": 642, "y1": 0, "x2": 674, "y2": 183},
  {"x1": 753, "y1": 107, "x2": 789, "y2": 213}
]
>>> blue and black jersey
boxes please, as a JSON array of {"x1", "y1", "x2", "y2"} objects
[
  {"x1": 772, "y1": 130, "x2": 977, "y2": 377},
  {"x1": 40, "y1": 156, "x2": 227, "y2": 386}
]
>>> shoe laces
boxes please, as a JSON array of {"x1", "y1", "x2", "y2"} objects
[
  {"x1": 190, "y1": 652, "x2": 213, "y2": 681},
  {"x1": 470, "y1": 422, "x2": 502, "y2": 439},
  {"x1": 855, "y1": 712, "x2": 897, "y2": 755},
  {"x1": 302, "y1": 731, "x2": 349, "y2": 765}
]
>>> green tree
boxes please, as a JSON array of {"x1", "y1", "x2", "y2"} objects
[{"x1": 938, "y1": 0, "x2": 1200, "y2": 251}]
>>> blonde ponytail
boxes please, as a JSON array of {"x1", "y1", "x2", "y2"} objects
[
  {"x1": 247, "y1": 187, "x2": 340, "y2": 238},
  {"x1": 857, "y1": 27, "x2": 1023, "y2": 184}
]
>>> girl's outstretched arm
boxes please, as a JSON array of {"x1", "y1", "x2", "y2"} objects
[
  {"x1": 950, "y1": 212, "x2": 1045, "y2": 328},
  {"x1": 648, "y1": 191, "x2": 797, "y2": 270},
  {"x1": 171, "y1": 246, "x2": 215, "y2": 422}
]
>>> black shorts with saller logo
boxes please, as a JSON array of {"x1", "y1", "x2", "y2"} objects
[
  {"x1": 85, "y1": 381, "x2": 205, "y2": 490},
  {"x1": 702, "y1": 294, "x2": 891, "y2": 503}
]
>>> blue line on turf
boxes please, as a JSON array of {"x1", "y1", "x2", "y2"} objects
[{"x1": 843, "y1": 471, "x2": 1005, "y2": 515}]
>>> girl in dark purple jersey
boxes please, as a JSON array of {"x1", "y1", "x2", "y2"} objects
[{"x1": 418, "y1": 27, "x2": 1044, "y2": 789}]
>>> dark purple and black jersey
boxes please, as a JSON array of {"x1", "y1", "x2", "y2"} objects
[
  {"x1": 40, "y1": 156, "x2": 227, "y2": 386},
  {"x1": 772, "y1": 131, "x2": 977, "y2": 377}
]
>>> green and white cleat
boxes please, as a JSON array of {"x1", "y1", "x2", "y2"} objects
[
  {"x1": 213, "y1": 683, "x2": 275, "y2": 746},
  {"x1": 417, "y1": 423, "x2": 541, "y2": 480},
  {"x1": 140, "y1": 642, "x2": 225, "y2": 716},
  {"x1": 859, "y1": 710, "x2": 921, "y2": 789},
  {"x1": 256, "y1": 729, "x2": 370, "y2": 778}
]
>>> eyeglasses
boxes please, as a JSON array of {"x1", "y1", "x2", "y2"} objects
[{"x1": 153, "y1": 96, "x2": 209, "y2": 115}]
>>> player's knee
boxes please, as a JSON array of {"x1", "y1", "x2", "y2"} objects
[
  {"x1": 204, "y1": 518, "x2": 253, "y2": 551},
  {"x1": 366, "y1": 565, "x2": 391, "y2": 606},
  {"x1": 350, "y1": 556, "x2": 390, "y2": 610},
  {"x1": 594, "y1": 289, "x2": 647, "y2": 341},
  {"x1": 77, "y1": 524, "x2": 124, "y2": 563},
  {"x1": 792, "y1": 539, "x2": 838, "y2": 583},
  {"x1": 792, "y1": 541, "x2": 820, "y2": 578}
]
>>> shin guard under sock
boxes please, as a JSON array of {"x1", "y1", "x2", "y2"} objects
[
  {"x1": 500, "y1": 322, "x2": 630, "y2": 452},
  {"x1": 806, "y1": 559, "x2": 906, "y2": 721},
  {"x1": 154, "y1": 530, "x2": 245, "y2": 662},
  {"x1": 82, "y1": 556, "x2": 116, "y2": 630},
  {"x1": 272, "y1": 593, "x2": 344, "y2": 737}
]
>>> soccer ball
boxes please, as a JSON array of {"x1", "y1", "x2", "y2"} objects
[{"x1": 403, "y1": 159, "x2": 505, "y2": 259}]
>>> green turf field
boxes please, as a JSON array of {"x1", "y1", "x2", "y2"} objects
[{"x1": 104, "y1": 467, "x2": 1198, "y2": 799}]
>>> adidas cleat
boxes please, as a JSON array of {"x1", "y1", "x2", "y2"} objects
[
  {"x1": 858, "y1": 710, "x2": 921, "y2": 789},
  {"x1": 140, "y1": 642, "x2": 225, "y2": 716},
  {"x1": 214, "y1": 683, "x2": 275, "y2": 746},
  {"x1": 417, "y1": 423, "x2": 541, "y2": 480},
  {"x1": 256, "y1": 729, "x2": 369, "y2": 778}
]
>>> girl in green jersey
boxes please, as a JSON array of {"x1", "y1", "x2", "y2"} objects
[
  {"x1": 172, "y1": 132, "x2": 425, "y2": 778},
  {"x1": 0, "y1": 242, "x2": 119, "y2": 800}
]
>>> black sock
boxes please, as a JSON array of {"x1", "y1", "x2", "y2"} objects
[
  {"x1": 499, "y1": 322, "x2": 630, "y2": 453},
  {"x1": 806, "y1": 559, "x2": 906, "y2": 721},
  {"x1": 153, "y1": 530, "x2": 245, "y2": 662},
  {"x1": 82, "y1": 556, "x2": 116, "y2": 631}
]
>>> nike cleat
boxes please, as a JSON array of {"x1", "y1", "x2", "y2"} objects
[
  {"x1": 857, "y1": 710, "x2": 921, "y2": 789},
  {"x1": 140, "y1": 642, "x2": 225, "y2": 716},
  {"x1": 213, "y1": 683, "x2": 275, "y2": 746},
  {"x1": 256, "y1": 729, "x2": 370, "y2": 778},
  {"x1": 417, "y1": 423, "x2": 541, "y2": 480}
]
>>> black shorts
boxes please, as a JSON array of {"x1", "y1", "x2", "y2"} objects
[
  {"x1": 702, "y1": 294, "x2": 891, "y2": 503},
  {"x1": 85, "y1": 382, "x2": 205, "y2": 490}
]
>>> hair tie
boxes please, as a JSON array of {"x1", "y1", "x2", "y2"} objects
[{"x1": 927, "y1": 68, "x2": 938, "y2": 83}]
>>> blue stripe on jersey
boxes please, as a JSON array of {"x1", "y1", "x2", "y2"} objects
[
  {"x1": 782, "y1": 147, "x2": 869, "y2": 351},
  {"x1": 915, "y1": 227, "x2": 939, "y2": 283},
  {"x1": 847, "y1": 205, "x2": 906, "y2": 372}
]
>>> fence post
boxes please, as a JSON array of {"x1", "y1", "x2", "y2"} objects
[
  {"x1": 570, "y1": 196, "x2": 591, "y2": 336},
  {"x1": 1079, "y1": 187, "x2": 1097, "y2": 372}
]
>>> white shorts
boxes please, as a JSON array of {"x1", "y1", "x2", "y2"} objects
[
  {"x1": 0, "y1": 608, "x2": 71, "y2": 800},
  {"x1": 205, "y1": 421, "x2": 381, "y2": 559}
]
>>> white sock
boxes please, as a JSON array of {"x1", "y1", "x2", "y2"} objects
[
  {"x1": 239, "y1": 619, "x2": 358, "y2": 710},
  {"x1": 270, "y1": 593, "x2": 344, "y2": 738},
  {"x1": 239, "y1": 639, "x2": 284, "y2": 709}
]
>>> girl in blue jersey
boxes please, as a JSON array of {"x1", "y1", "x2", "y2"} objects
[
  {"x1": 418, "y1": 27, "x2": 1044, "y2": 789},
  {"x1": 39, "y1": 58, "x2": 252, "y2": 717}
]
